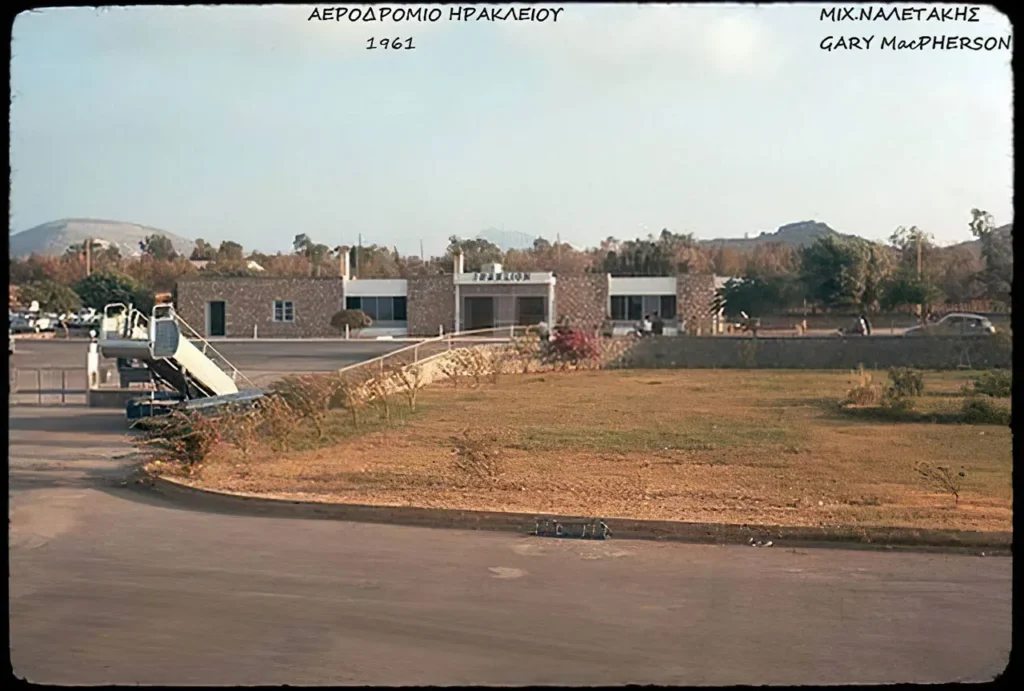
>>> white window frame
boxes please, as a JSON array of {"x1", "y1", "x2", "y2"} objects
[{"x1": 273, "y1": 300, "x2": 295, "y2": 323}]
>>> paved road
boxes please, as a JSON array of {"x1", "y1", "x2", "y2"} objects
[
  {"x1": 10, "y1": 339, "x2": 408, "y2": 372},
  {"x1": 8, "y1": 406, "x2": 1011, "y2": 685}
]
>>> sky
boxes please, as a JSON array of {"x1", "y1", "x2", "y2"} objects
[{"x1": 9, "y1": 3, "x2": 1014, "y2": 256}]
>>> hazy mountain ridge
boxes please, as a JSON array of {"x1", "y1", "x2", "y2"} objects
[
  {"x1": 9, "y1": 218, "x2": 195, "y2": 259},
  {"x1": 697, "y1": 221, "x2": 853, "y2": 249},
  {"x1": 476, "y1": 227, "x2": 537, "y2": 251},
  {"x1": 947, "y1": 224, "x2": 1012, "y2": 257},
  {"x1": 10, "y1": 218, "x2": 1008, "y2": 258}
]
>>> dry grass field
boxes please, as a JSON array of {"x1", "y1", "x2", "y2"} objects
[{"x1": 187, "y1": 369, "x2": 1013, "y2": 532}]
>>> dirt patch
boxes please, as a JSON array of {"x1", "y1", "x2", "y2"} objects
[{"x1": 188, "y1": 369, "x2": 1012, "y2": 532}]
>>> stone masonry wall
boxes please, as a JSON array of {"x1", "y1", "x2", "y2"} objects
[
  {"x1": 555, "y1": 274, "x2": 609, "y2": 333},
  {"x1": 676, "y1": 274, "x2": 717, "y2": 335},
  {"x1": 407, "y1": 276, "x2": 455, "y2": 336},
  {"x1": 176, "y1": 277, "x2": 345, "y2": 338},
  {"x1": 607, "y1": 335, "x2": 1012, "y2": 370}
]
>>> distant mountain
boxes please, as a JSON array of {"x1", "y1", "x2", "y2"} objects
[
  {"x1": 477, "y1": 227, "x2": 537, "y2": 252},
  {"x1": 9, "y1": 218, "x2": 196, "y2": 259},
  {"x1": 700, "y1": 221, "x2": 850, "y2": 250}
]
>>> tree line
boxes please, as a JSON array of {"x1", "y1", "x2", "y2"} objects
[{"x1": 8, "y1": 209, "x2": 1012, "y2": 318}]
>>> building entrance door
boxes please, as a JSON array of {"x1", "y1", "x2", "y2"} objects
[
  {"x1": 207, "y1": 301, "x2": 226, "y2": 337},
  {"x1": 516, "y1": 297, "x2": 546, "y2": 326},
  {"x1": 464, "y1": 297, "x2": 495, "y2": 331}
]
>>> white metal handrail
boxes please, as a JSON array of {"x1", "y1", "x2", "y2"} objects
[{"x1": 336, "y1": 324, "x2": 537, "y2": 377}]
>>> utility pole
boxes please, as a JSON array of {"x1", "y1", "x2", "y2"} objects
[
  {"x1": 916, "y1": 230, "x2": 922, "y2": 278},
  {"x1": 356, "y1": 233, "x2": 362, "y2": 279},
  {"x1": 420, "y1": 239, "x2": 424, "y2": 262},
  {"x1": 85, "y1": 238, "x2": 93, "y2": 277},
  {"x1": 915, "y1": 228, "x2": 924, "y2": 320}
]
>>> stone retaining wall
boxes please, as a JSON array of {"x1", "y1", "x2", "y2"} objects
[{"x1": 609, "y1": 335, "x2": 1012, "y2": 370}]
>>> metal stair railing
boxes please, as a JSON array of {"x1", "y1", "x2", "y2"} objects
[{"x1": 169, "y1": 309, "x2": 256, "y2": 389}]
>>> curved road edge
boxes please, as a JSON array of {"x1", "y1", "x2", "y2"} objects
[{"x1": 145, "y1": 476, "x2": 1012, "y2": 556}]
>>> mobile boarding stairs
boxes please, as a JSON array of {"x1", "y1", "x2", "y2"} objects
[{"x1": 99, "y1": 302, "x2": 264, "y2": 420}]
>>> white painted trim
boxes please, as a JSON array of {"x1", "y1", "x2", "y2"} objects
[
  {"x1": 609, "y1": 276, "x2": 677, "y2": 296},
  {"x1": 343, "y1": 279, "x2": 407, "y2": 297},
  {"x1": 454, "y1": 270, "x2": 555, "y2": 285}
]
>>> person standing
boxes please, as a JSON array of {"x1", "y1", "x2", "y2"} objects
[{"x1": 652, "y1": 312, "x2": 664, "y2": 336}]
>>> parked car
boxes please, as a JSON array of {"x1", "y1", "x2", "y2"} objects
[
  {"x1": 9, "y1": 312, "x2": 54, "y2": 333},
  {"x1": 903, "y1": 313, "x2": 997, "y2": 337}
]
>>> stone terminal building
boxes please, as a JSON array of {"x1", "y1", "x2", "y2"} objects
[{"x1": 175, "y1": 247, "x2": 723, "y2": 338}]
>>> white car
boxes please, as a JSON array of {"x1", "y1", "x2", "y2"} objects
[{"x1": 903, "y1": 313, "x2": 997, "y2": 337}]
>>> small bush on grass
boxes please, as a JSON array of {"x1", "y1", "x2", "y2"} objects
[
  {"x1": 450, "y1": 428, "x2": 506, "y2": 484},
  {"x1": 390, "y1": 362, "x2": 427, "y2": 411},
  {"x1": 366, "y1": 376, "x2": 394, "y2": 422},
  {"x1": 272, "y1": 374, "x2": 343, "y2": 440},
  {"x1": 464, "y1": 348, "x2": 493, "y2": 388},
  {"x1": 888, "y1": 367, "x2": 924, "y2": 397},
  {"x1": 960, "y1": 397, "x2": 1011, "y2": 426},
  {"x1": 970, "y1": 369, "x2": 1012, "y2": 398},
  {"x1": 135, "y1": 410, "x2": 223, "y2": 475},
  {"x1": 335, "y1": 370, "x2": 372, "y2": 427},
  {"x1": 879, "y1": 386, "x2": 916, "y2": 414},
  {"x1": 842, "y1": 365, "x2": 883, "y2": 406},
  {"x1": 256, "y1": 394, "x2": 300, "y2": 452},
  {"x1": 915, "y1": 462, "x2": 966, "y2": 506},
  {"x1": 221, "y1": 404, "x2": 263, "y2": 457}
]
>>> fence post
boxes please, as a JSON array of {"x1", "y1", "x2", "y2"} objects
[
  {"x1": 345, "y1": 324, "x2": 350, "y2": 340},
  {"x1": 379, "y1": 358, "x2": 384, "y2": 375},
  {"x1": 61, "y1": 370, "x2": 67, "y2": 405},
  {"x1": 37, "y1": 370, "x2": 42, "y2": 405},
  {"x1": 414, "y1": 344, "x2": 419, "y2": 363}
]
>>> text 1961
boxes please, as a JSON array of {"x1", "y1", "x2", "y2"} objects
[{"x1": 367, "y1": 37, "x2": 416, "y2": 50}]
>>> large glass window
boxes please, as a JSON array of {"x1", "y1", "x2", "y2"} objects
[
  {"x1": 610, "y1": 296, "x2": 627, "y2": 320},
  {"x1": 660, "y1": 295, "x2": 677, "y2": 319},
  {"x1": 627, "y1": 296, "x2": 644, "y2": 321},
  {"x1": 610, "y1": 295, "x2": 677, "y2": 321},
  {"x1": 343, "y1": 296, "x2": 408, "y2": 322}
]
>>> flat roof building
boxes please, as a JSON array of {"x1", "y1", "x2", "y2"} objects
[{"x1": 175, "y1": 248, "x2": 721, "y2": 338}]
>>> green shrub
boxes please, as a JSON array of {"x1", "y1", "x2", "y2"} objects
[
  {"x1": 881, "y1": 387, "x2": 916, "y2": 412},
  {"x1": 888, "y1": 367, "x2": 924, "y2": 397},
  {"x1": 330, "y1": 309, "x2": 372, "y2": 336},
  {"x1": 842, "y1": 366, "x2": 882, "y2": 406},
  {"x1": 971, "y1": 369, "x2": 1012, "y2": 398},
  {"x1": 960, "y1": 397, "x2": 1011, "y2": 426},
  {"x1": 845, "y1": 385, "x2": 883, "y2": 406},
  {"x1": 135, "y1": 410, "x2": 222, "y2": 471}
]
